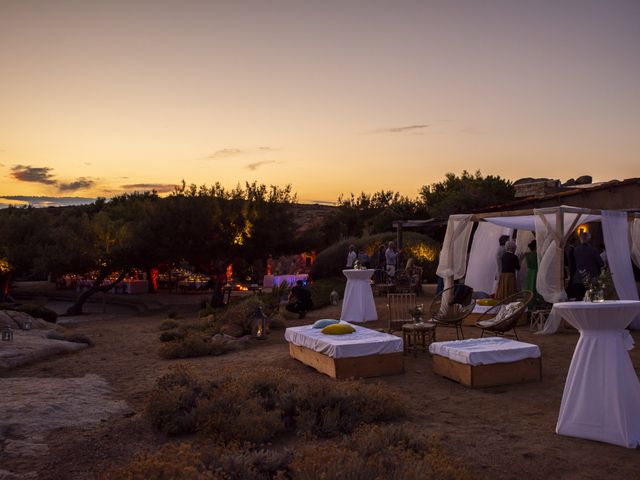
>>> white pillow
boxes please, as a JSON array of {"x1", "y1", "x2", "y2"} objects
[{"x1": 478, "y1": 302, "x2": 522, "y2": 327}]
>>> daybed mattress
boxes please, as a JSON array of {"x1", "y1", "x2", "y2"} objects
[
  {"x1": 472, "y1": 304, "x2": 493, "y2": 314},
  {"x1": 284, "y1": 322, "x2": 402, "y2": 359},
  {"x1": 429, "y1": 337, "x2": 541, "y2": 366}
]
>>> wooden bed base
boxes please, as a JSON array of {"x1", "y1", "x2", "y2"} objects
[
  {"x1": 432, "y1": 354, "x2": 541, "y2": 388},
  {"x1": 288, "y1": 343, "x2": 404, "y2": 379}
]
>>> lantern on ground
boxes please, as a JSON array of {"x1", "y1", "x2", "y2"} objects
[
  {"x1": 22, "y1": 318, "x2": 32, "y2": 330},
  {"x1": 254, "y1": 306, "x2": 268, "y2": 340},
  {"x1": 1, "y1": 325, "x2": 13, "y2": 341}
]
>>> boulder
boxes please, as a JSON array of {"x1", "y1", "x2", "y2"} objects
[
  {"x1": 575, "y1": 175, "x2": 592, "y2": 185},
  {"x1": 0, "y1": 311, "x2": 61, "y2": 331},
  {"x1": 219, "y1": 323, "x2": 245, "y2": 338}
]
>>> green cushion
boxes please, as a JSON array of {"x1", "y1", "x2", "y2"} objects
[
  {"x1": 313, "y1": 319, "x2": 340, "y2": 329},
  {"x1": 321, "y1": 323, "x2": 356, "y2": 335}
]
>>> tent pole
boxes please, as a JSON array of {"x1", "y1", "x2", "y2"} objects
[{"x1": 557, "y1": 210, "x2": 565, "y2": 298}]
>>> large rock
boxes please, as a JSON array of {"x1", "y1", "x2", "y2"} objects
[
  {"x1": 219, "y1": 323, "x2": 245, "y2": 337},
  {"x1": 0, "y1": 311, "x2": 60, "y2": 331},
  {"x1": 0, "y1": 331, "x2": 88, "y2": 371}
]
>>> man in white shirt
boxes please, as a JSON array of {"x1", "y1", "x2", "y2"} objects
[{"x1": 346, "y1": 244, "x2": 357, "y2": 268}]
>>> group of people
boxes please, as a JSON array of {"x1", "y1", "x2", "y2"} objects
[
  {"x1": 346, "y1": 241, "x2": 402, "y2": 278},
  {"x1": 494, "y1": 230, "x2": 605, "y2": 303}
]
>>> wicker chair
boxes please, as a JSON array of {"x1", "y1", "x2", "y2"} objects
[
  {"x1": 387, "y1": 292, "x2": 417, "y2": 333},
  {"x1": 428, "y1": 285, "x2": 476, "y2": 340},
  {"x1": 475, "y1": 290, "x2": 534, "y2": 340}
]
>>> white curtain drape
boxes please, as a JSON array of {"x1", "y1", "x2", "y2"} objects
[
  {"x1": 534, "y1": 208, "x2": 596, "y2": 303},
  {"x1": 436, "y1": 214, "x2": 473, "y2": 292},
  {"x1": 630, "y1": 218, "x2": 640, "y2": 269},
  {"x1": 466, "y1": 222, "x2": 512, "y2": 295},
  {"x1": 601, "y1": 210, "x2": 640, "y2": 329}
]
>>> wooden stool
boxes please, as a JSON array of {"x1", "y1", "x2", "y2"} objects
[{"x1": 402, "y1": 322, "x2": 436, "y2": 357}]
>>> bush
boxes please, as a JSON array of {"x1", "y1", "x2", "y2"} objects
[
  {"x1": 289, "y1": 424, "x2": 471, "y2": 480},
  {"x1": 102, "y1": 442, "x2": 292, "y2": 480},
  {"x1": 167, "y1": 311, "x2": 178, "y2": 319},
  {"x1": 146, "y1": 366, "x2": 405, "y2": 442},
  {"x1": 158, "y1": 333, "x2": 233, "y2": 360},
  {"x1": 46, "y1": 331, "x2": 94, "y2": 346},
  {"x1": 159, "y1": 330, "x2": 184, "y2": 342},
  {"x1": 159, "y1": 320, "x2": 179, "y2": 331},
  {"x1": 306, "y1": 277, "x2": 346, "y2": 309},
  {"x1": 0, "y1": 302, "x2": 58, "y2": 323},
  {"x1": 311, "y1": 232, "x2": 440, "y2": 281},
  {"x1": 103, "y1": 425, "x2": 469, "y2": 480}
]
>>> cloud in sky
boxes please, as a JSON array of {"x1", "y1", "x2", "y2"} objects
[
  {"x1": 370, "y1": 124, "x2": 428, "y2": 134},
  {"x1": 208, "y1": 148, "x2": 245, "y2": 159},
  {"x1": 245, "y1": 160, "x2": 282, "y2": 171},
  {"x1": 10, "y1": 164, "x2": 96, "y2": 192},
  {"x1": 121, "y1": 183, "x2": 177, "y2": 193},
  {"x1": 10, "y1": 164, "x2": 57, "y2": 184},
  {"x1": 58, "y1": 177, "x2": 95, "y2": 192},
  {"x1": 0, "y1": 195, "x2": 96, "y2": 207},
  {"x1": 208, "y1": 146, "x2": 277, "y2": 159}
]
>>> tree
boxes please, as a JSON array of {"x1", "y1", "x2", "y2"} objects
[{"x1": 419, "y1": 170, "x2": 514, "y2": 218}]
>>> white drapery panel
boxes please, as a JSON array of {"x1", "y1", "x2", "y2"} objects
[
  {"x1": 515, "y1": 229, "x2": 535, "y2": 290},
  {"x1": 436, "y1": 214, "x2": 473, "y2": 292},
  {"x1": 631, "y1": 218, "x2": 640, "y2": 269},
  {"x1": 466, "y1": 222, "x2": 512, "y2": 295},
  {"x1": 601, "y1": 210, "x2": 640, "y2": 329}
]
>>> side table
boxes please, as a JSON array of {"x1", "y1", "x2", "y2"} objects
[{"x1": 402, "y1": 322, "x2": 436, "y2": 357}]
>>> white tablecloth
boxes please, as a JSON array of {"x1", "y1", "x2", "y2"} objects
[
  {"x1": 429, "y1": 337, "x2": 541, "y2": 366},
  {"x1": 340, "y1": 269, "x2": 378, "y2": 323},
  {"x1": 284, "y1": 322, "x2": 402, "y2": 358},
  {"x1": 554, "y1": 300, "x2": 640, "y2": 448}
]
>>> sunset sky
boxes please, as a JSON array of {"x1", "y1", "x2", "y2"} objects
[{"x1": 1, "y1": 0, "x2": 638, "y2": 207}]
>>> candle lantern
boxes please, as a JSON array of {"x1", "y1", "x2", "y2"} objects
[
  {"x1": 254, "y1": 306, "x2": 268, "y2": 340},
  {"x1": 1, "y1": 325, "x2": 13, "y2": 341},
  {"x1": 22, "y1": 318, "x2": 32, "y2": 330}
]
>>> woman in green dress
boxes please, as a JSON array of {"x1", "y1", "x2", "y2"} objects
[{"x1": 525, "y1": 240, "x2": 540, "y2": 306}]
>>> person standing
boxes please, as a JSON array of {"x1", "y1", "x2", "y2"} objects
[
  {"x1": 525, "y1": 240, "x2": 540, "y2": 306},
  {"x1": 346, "y1": 244, "x2": 357, "y2": 268},
  {"x1": 496, "y1": 235, "x2": 510, "y2": 278},
  {"x1": 572, "y1": 232, "x2": 604, "y2": 300},
  {"x1": 496, "y1": 241, "x2": 520, "y2": 300},
  {"x1": 385, "y1": 241, "x2": 400, "y2": 277}
]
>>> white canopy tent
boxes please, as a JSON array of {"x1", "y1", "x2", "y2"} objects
[{"x1": 436, "y1": 205, "x2": 640, "y2": 329}]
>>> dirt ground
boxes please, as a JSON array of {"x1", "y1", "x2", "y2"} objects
[{"x1": 1, "y1": 290, "x2": 639, "y2": 479}]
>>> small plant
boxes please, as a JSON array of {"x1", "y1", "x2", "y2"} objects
[
  {"x1": 159, "y1": 319, "x2": 179, "y2": 331},
  {"x1": 159, "y1": 330, "x2": 184, "y2": 342}
]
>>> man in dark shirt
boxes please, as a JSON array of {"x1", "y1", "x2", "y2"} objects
[
  {"x1": 286, "y1": 280, "x2": 313, "y2": 319},
  {"x1": 571, "y1": 232, "x2": 604, "y2": 300}
]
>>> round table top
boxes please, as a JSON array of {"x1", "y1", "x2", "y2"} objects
[
  {"x1": 402, "y1": 321, "x2": 436, "y2": 331},
  {"x1": 553, "y1": 300, "x2": 640, "y2": 311}
]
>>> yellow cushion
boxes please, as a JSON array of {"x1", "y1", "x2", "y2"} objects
[
  {"x1": 321, "y1": 323, "x2": 356, "y2": 335},
  {"x1": 477, "y1": 298, "x2": 498, "y2": 306}
]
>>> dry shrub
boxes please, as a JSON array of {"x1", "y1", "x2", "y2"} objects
[
  {"x1": 159, "y1": 319, "x2": 179, "y2": 331},
  {"x1": 102, "y1": 442, "x2": 291, "y2": 480},
  {"x1": 293, "y1": 380, "x2": 406, "y2": 437},
  {"x1": 159, "y1": 330, "x2": 184, "y2": 342},
  {"x1": 158, "y1": 333, "x2": 234, "y2": 359},
  {"x1": 289, "y1": 424, "x2": 471, "y2": 480},
  {"x1": 102, "y1": 442, "x2": 221, "y2": 480},
  {"x1": 146, "y1": 366, "x2": 405, "y2": 443},
  {"x1": 145, "y1": 366, "x2": 212, "y2": 435},
  {"x1": 46, "y1": 331, "x2": 94, "y2": 346}
]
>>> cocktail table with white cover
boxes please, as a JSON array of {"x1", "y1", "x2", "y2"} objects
[
  {"x1": 554, "y1": 300, "x2": 640, "y2": 448},
  {"x1": 340, "y1": 269, "x2": 378, "y2": 323}
]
